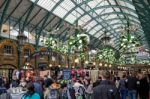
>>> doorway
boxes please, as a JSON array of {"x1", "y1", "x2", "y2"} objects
[{"x1": 0, "y1": 65, "x2": 15, "y2": 82}]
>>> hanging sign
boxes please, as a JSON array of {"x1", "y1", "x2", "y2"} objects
[{"x1": 63, "y1": 69, "x2": 71, "y2": 80}]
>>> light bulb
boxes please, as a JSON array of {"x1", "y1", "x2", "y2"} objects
[
  {"x1": 79, "y1": 40, "x2": 82, "y2": 43},
  {"x1": 74, "y1": 58, "x2": 79, "y2": 63},
  {"x1": 109, "y1": 64, "x2": 112, "y2": 68},
  {"x1": 49, "y1": 64, "x2": 52, "y2": 67},
  {"x1": 85, "y1": 61, "x2": 89, "y2": 64},
  {"x1": 99, "y1": 63, "x2": 102, "y2": 67},
  {"x1": 93, "y1": 62, "x2": 96, "y2": 65}
]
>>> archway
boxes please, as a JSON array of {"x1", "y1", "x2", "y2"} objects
[{"x1": 0, "y1": 64, "x2": 17, "y2": 82}]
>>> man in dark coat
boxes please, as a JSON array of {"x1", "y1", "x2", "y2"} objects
[
  {"x1": 44, "y1": 75, "x2": 53, "y2": 88},
  {"x1": 126, "y1": 71, "x2": 138, "y2": 99},
  {"x1": 138, "y1": 74, "x2": 149, "y2": 99},
  {"x1": 93, "y1": 70, "x2": 120, "y2": 99}
]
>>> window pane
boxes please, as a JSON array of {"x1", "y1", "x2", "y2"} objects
[
  {"x1": 24, "y1": 49, "x2": 31, "y2": 57},
  {"x1": 4, "y1": 45, "x2": 13, "y2": 55}
]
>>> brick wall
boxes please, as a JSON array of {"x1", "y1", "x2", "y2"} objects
[{"x1": 0, "y1": 39, "x2": 62, "y2": 69}]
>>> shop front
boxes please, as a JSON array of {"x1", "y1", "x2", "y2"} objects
[{"x1": 0, "y1": 65, "x2": 16, "y2": 82}]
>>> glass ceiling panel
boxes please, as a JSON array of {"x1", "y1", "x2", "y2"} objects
[
  {"x1": 89, "y1": 29, "x2": 97, "y2": 35},
  {"x1": 96, "y1": 1, "x2": 109, "y2": 7},
  {"x1": 109, "y1": 20, "x2": 121, "y2": 25},
  {"x1": 53, "y1": 6, "x2": 68, "y2": 18},
  {"x1": 94, "y1": 32, "x2": 103, "y2": 37},
  {"x1": 109, "y1": 0, "x2": 116, "y2": 5},
  {"x1": 112, "y1": 24, "x2": 122, "y2": 29},
  {"x1": 118, "y1": 14, "x2": 124, "y2": 18},
  {"x1": 84, "y1": 25, "x2": 93, "y2": 31},
  {"x1": 122, "y1": 9, "x2": 138, "y2": 18},
  {"x1": 95, "y1": 8, "x2": 105, "y2": 14},
  {"x1": 29, "y1": 0, "x2": 145, "y2": 48},
  {"x1": 37, "y1": 0, "x2": 59, "y2": 11},
  {"x1": 128, "y1": 17, "x2": 140, "y2": 23},
  {"x1": 53, "y1": 0, "x2": 75, "y2": 18},
  {"x1": 65, "y1": 14, "x2": 77, "y2": 23},
  {"x1": 92, "y1": 26, "x2": 100, "y2": 32},
  {"x1": 59, "y1": 0, "x2": 75, "y2": 12},
  {"x1": 71, "y1": 10, "x2": 81, "y2": 17},
  {"x1": 60, "y1": 0, "x2": 75, "y2": 9},
  {"x1": 87, "y1": 20, "x2": 97, "y2": 27},
  {"x1": 76, "y1": 8, "x2": 84, "y2": 15},
  {"x1": 114, "y1": 8, "x2": 121, "y2": 12},
  {"x1": 104, "y1": 14, "x2": 118, "y2": 20},
  {"x1": 80, "y1": 15, "x2": 91, "y2": 23},
  {"x1": 87, "y1": 0, "x2": 103, "y2": 8},
  {"x1": 118, "y1": 1, "x2": 135, "y2": 10},
  {"x1": 101, "y1": 8, "x2": 114, "y2": 14},
  {"x1": 78, "y1": 20, "x2": 84, "y2": 25}
]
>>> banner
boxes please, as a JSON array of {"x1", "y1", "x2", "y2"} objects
[{"x1": 63, "y1": 70, "x2": 71, "y2": 80}]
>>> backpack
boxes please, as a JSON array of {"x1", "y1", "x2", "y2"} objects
[
  {"x1": 78, "y1": 86, "x2": 86, "y2": 99},
  {"x1": 48, "y1": 89, "x2": 59, "y2": 99}
]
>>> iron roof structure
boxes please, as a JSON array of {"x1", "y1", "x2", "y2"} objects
[{"x1": 0, "y1": 0, "x2": 149, "y2": 49}]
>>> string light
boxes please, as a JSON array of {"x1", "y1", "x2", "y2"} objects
[
  {"x1": 99, "y1": 63, "x2": 103, "y2": 67},
  {"x1": 49, "y1": 64, "x2": 52, "y2": 67},
  {"x1": 58, "y1": 65, "x2": 61, "y2": 67},
  {"x1": 85, "y1": 60, "x2": 89, "y2": 64},
  {"x1": 74, "y1": 58, "x2": 79, "y2": 63},
  {"x1": 109, "y1": 64, "x2": 112, "y2": 68},
  {"x1": 93, "y1": 62, "x2": 96, "y2": 65}
]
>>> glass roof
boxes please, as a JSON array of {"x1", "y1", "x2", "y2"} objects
[{"x1": 30, "y1": 0, "x2": 145, "y2": 47}]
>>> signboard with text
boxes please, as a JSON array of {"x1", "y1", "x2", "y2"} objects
[{"x1": 63, "y1": 70, "x2": 71, "y2": 80}]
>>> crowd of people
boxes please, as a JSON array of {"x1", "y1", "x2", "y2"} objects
[{"x1": 0, "y1": 69, "x2": 150, "y2": 99}]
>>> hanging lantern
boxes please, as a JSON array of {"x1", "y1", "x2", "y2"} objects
[
  {"x1": 17, "y1": 32, "x2": 27, "y2": 46},
  {"x1": 101, "y1": 31, "x2": 111, "y2": 45}
]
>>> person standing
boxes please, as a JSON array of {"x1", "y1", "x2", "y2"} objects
[
  {"x1": 138, "y1": 74, "x2": 149, "y2": 99},
  {"x1": 85, "y1": 80, "x2": 93, "y2": 99},
  {"x1": 44, "y1": 75, "x2": 53, "y2": 88},
  {"x1": 21, "y1": 82, "x2": 40, "y2": 99},
  {"x1": 126, "y1": 71, "x2": 139, "y2": 99},
  {"x1": 118, "y1": 75, "x2": 127, "y2": 99},
  {"x1": 93, "y1": 70, "x2": 120, "y2": 99},
  {"x1": 10, "y1": 76, "x2": 19, "y2": 88},
  {"x1": 34, "y1": 77, "x2": 43, "y2": 99},
  {"x1": 73, "y1": 79, "x2": 86, "y2": 99}
]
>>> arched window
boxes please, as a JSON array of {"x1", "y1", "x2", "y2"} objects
[{"x1": 4, "y1": 45, "x2": 13, "y2": 55}]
